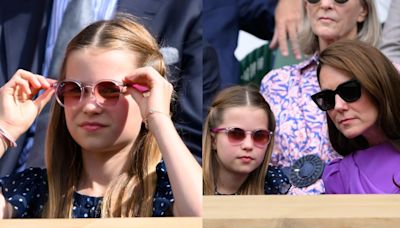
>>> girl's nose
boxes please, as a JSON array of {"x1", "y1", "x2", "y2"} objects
[
  {"x1": 81, "y1": 95, "x2": 102, "y2": 114},
  {"x1": 240, "y1": 134, "x2": 254, "y2": 151}
]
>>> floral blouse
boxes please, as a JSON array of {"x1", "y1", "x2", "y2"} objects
[
  {"x1": 260, "y1": 54, "x2": 341, "y2": 195},
  {"x1": 0, "y1": 161, "x2": 173, "y2": 218}
]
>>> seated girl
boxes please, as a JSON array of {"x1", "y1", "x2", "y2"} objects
[{"x1": 203, "y1": 86, "x2": 290, "y2": 195}]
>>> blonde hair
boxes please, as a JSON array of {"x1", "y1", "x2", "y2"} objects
[
  {"x1": 300, "y1": 0, "x2": 380, "y2": 55},
  {"x1": 203, "y1": 86, "x2": 275, "y2": 195},
  {"x1": 44, "y1": 14, "x2": 166, "y2": 217}
]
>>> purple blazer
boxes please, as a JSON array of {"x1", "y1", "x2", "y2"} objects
[{"x1": 323, "y1": 142, "x2": 400, "y2": 194}]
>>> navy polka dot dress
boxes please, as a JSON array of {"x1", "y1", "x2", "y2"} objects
[
  {"x1": 0, "y1": 161, "x2": 173, "y2": 218},
  {"x1": 264, "y1": 165, "x2": 291, "y2": 194}
]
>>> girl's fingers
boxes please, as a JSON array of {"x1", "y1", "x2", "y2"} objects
[
  {"x1": 35, "y1": 75, "x2": 52, "y2": 88},
  {"x1": 20, "y1": 72, "x2": 51, "y2": 90},
  {"x1": 34, "y1": 88, "x2": 55, "y2": 114},
  {"x1": 124, "y1": 66, "x2": 163, "y2": 87},
  {"x1": 46, "y1": 78, "x2": 58, "y2": 86},
  {"x1": 124, "y1": 67, "x2": 172, "y2": 119},
  {"x1": 8, "y1": 70, "x2": 50, "y2": 93},
  {"x1": 13, "y1": 77, "x2": 32, "y2": 95},
  {"x1": 17, "y1": 70, "x2": 40, "y2": 86}
]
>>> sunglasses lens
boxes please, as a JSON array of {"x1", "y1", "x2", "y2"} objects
[
  {"x1": 226, "y1": 128, "x2": 246, "y2": 144},
  {"x1": 337, "y1": 81, "x2": 361, "y2": 102},
  {"x1": 95, "y1": 81, "x2": 122, "y2": 106},
  {"x1": 225, "y1": 128, "x2": 271, "y2": 147},
  {"x1": 307, "y1": 0, "x2": 348, "y2": 3},
  {"x1": 252, "y1": 130, "x2": 270, "y2": 146},
  {"x1": 57, "y1": 81, "x2": 82, "y2": 107},
  {"x1": 312, "y1": 91, "x2": 335, "y2": 111}
]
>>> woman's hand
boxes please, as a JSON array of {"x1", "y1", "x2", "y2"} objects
[
  {"x1": 123, "y1": 67, "x2": 173, "y2": 125},
  {"x1": 269, "y1": 0, "x2": 303, "y2": 60},
  {"x1": 0, "y1": 69, "x2": 55, "y2": 140}
]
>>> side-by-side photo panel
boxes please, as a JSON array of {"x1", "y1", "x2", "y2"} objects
[
  {"x1": 203, "y1": 0, "x2": 400, "y2": 227},
  {"x1": 0, "y1": 0, "x2": 202, "y2": 224}
]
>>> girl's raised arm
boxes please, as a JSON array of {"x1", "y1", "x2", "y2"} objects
[{"x1": 125, "y1": 67, "x2": 202, "y2": 216}]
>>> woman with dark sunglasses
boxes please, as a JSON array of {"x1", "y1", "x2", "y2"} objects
[
  {"x1": 203, "y1": 86, "x2": 290, "y2": 195},
  {"x1": 312, "y1": 40, "x2": 400, "y2": 194},
  {"x1": 260, "y1": 0, "x2": 380, "y2": 194},
  {"x1": 0, "y1": 14, "x2": 202, "y2": 218}
]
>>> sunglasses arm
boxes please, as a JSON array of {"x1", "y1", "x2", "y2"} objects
[{"x1": 127, "y1": 83, "x2": 150, "y2": 93}]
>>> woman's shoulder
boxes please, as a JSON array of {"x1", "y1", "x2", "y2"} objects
[
  {"x1": 0, "y1": 167, "x2": 48, "y2": 218},
  {"x1": 264, "y1": 165, "x2": 291, "y2": 195}
]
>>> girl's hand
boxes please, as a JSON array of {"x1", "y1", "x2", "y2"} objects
[
  {"x1": 124, "y1": 67, "x2": 173, "y2": 124},
  {"x1": 0, "y1": 69, "x2": 55, "y2": 140},
  {"x1": 124, "y1": 67, "x2": 173, "y2": 123}
]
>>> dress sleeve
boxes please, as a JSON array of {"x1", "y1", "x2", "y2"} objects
[
  {"x1": 0, "y1": 167, "x2": 48, "y2": 218},
  {"x1": 152, "y1": 160, "x2": 174, "y2": 217},
  {"x1": 264, "y1": 165, "x2": 291, "y2": 194},
  {"x1": 322, "y1": 158, "x2": 345, "y2": 194}
]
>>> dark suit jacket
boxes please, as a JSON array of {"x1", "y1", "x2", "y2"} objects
[
  {"x1": 0, "y1": 0, "x2": 52, "y2": 176},
  {"x1": 203, "y1": 42, "x2": 221, "y2": 120},
  {"x1": 203, "y1": 0, "x2": 277, "y2": 87}
]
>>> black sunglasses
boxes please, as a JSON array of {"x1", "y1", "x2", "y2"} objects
[
  {"x1": 307, "y1": 0, "x2": 348, "y2": 4},
  {"x1": 311, "y1": 79, "x2": 361, "y2": 111}
]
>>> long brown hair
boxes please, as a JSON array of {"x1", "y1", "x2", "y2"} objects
[
  {"x1": 316, "y1": 40, "x2": 400, "y2": 156},
  {"x1": 44, "y1": 14, "x2": 166, "y2": 217},
  {"x1": 203, "y1": 86, "x2": 276, "y2": 195}
]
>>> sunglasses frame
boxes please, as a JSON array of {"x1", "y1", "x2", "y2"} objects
[
  {"x1": 211, "y1": 127, "x2": 273, "y2": 147},
  {"x1": 307, "y1": 0, "x2": 348, "y2": 4},
  {"x1": 311, "y1": 79, "x2": 361, "y2": 111},
  {"x1": 53, "y1": 79, "x2": 127, "y2": 107}
]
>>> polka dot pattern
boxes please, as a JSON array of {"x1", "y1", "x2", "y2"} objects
[
  {"x1": 72, "y1": 192, "x2": 102, "y2": 218},
  {"x1": 265, "y1": 165, "x2": 291, "y2": 194},
  {"x1": 0, "y1": 167, "x2": 47, "y2": 218},
  {"x1": 0, "y1": 161, "x2": 174, "y2": 218},
  {"x1": 153, "y1": 161, "x2": 174, "y2": 216}
]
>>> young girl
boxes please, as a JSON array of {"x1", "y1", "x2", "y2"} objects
[
  {"x1": 311, "y1": 40, "x2": 400, "y2": 194},
  {"x1": 203, "y1": 86, "x2": 290, "y2": 195},
  {"x1": 0, "y1": 15, "x2": 201, "y2": 218}
]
